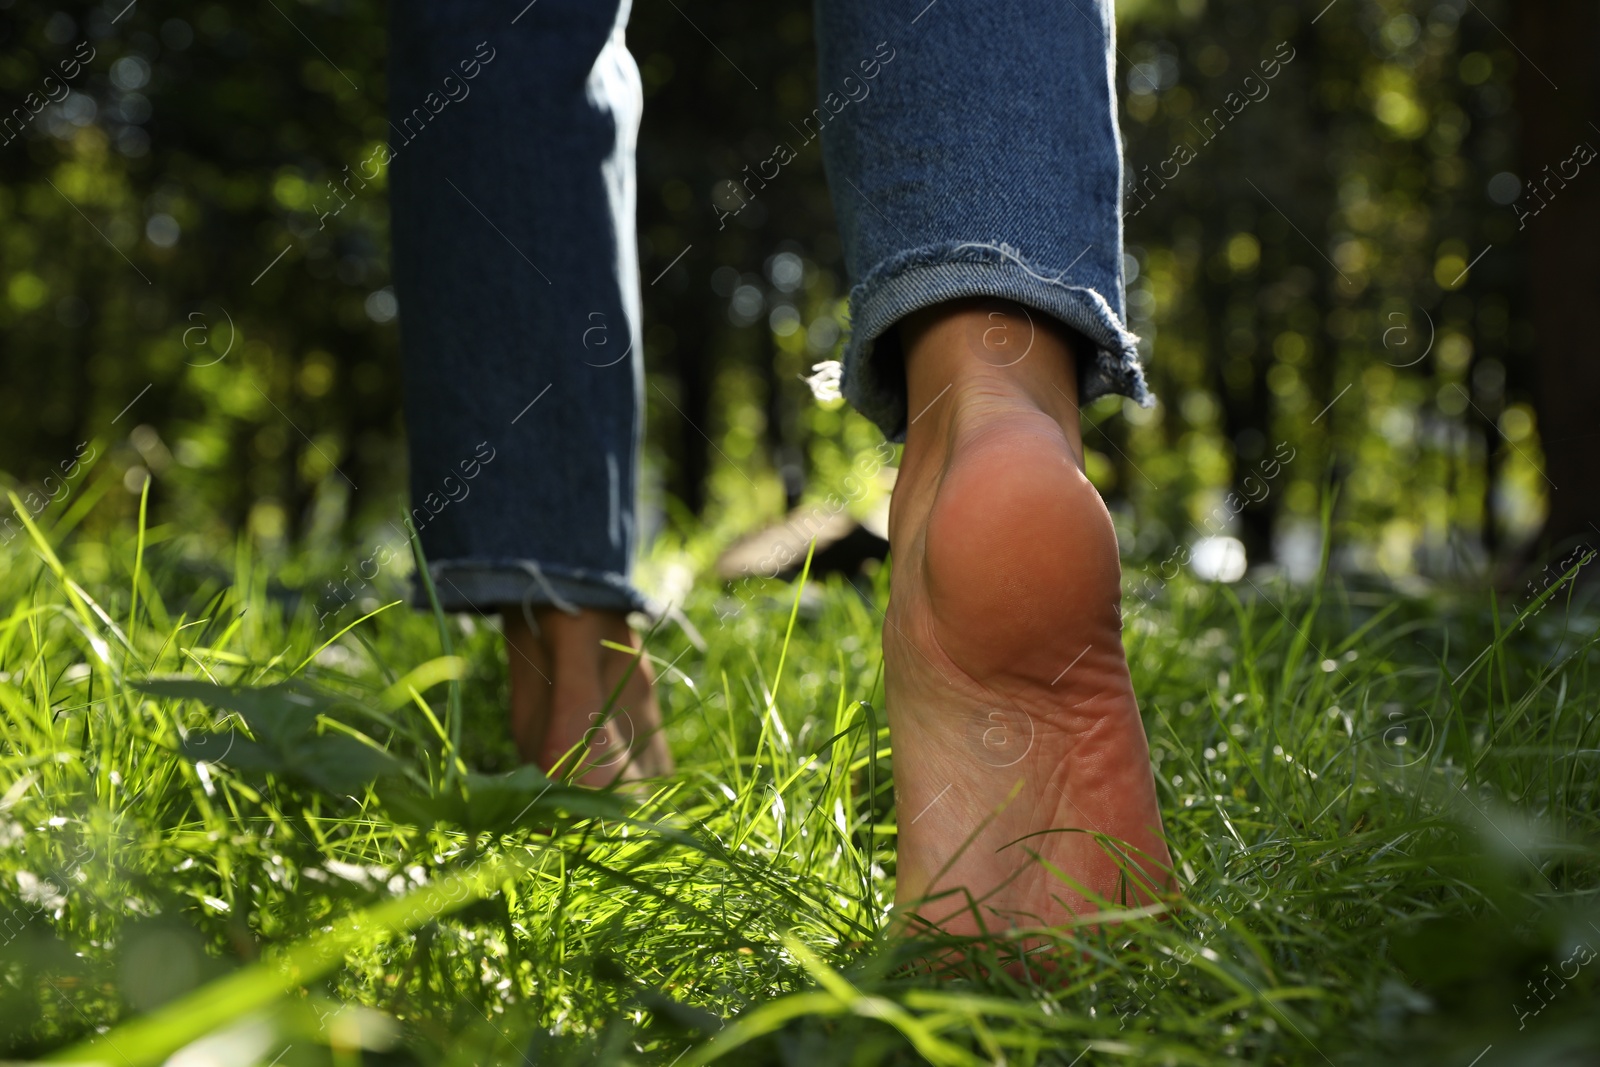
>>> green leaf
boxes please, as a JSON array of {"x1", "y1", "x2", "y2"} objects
[
  {"x1": 378, "y1": 765, "x2": 632, "y2": 832},
  {"x1": 142, "y1": 678, "x2": 402, "y2": 793}
]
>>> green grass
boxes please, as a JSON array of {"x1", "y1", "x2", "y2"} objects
[{"x1": 1, "y1": 497, "x2": 1597, "y2": 1066}]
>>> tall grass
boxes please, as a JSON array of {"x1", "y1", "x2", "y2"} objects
[{"x1": 0, "y1": 497, "x2": 1596, "y2": 1065}]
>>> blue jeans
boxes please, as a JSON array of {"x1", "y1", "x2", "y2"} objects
[{"x1": 390, "y1": 0, "x2": 1145, "y2": 615}]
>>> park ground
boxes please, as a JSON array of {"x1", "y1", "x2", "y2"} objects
[{"x1": 0, "y1": 502, "x2": 1597, "y2": 1066}]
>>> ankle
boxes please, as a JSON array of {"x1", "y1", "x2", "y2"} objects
[{"x1": 899, "y1": 299, "x2": 1084, "y2": 460}]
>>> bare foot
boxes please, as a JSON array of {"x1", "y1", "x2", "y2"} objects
[
  {"x1": 502, "y1": 606, "x2": 673, "y2": 786},
  {"x1": 885, "y1": 299, "x2": 1173, "y2": 939}
]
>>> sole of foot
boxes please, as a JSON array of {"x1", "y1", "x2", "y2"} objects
[
  {"x1": 504, "y1": 606, "x2": 673, "y2": 787},
  {"x1": 885, "y1": 299, "x2": 1173, "y2": 942}
]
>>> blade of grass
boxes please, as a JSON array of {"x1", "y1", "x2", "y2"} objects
[
  {"x1": 128, "y1": 473, "x2": 150, "y2": 649},
  {"x1": 404, "y1": 514, "x2": 464, "y2": 785}
]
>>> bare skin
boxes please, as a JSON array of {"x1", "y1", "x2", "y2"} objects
[
  {"x1": 885, "y1": 299, "x2": 1173, "y2": 936},
  {"x1": 501, "y1": 605, "x2": 672, "y2": 785},
  {"x1": 500, "y1": 297, "x2": 1170, "y2": 936}
]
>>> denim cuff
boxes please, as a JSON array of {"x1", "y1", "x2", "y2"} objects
[
  {"x1": 412, "y1": 559, "x2": 652, "y2": 617},
  {"x1": 840, "y1": 240, "x2": 1153, "y2": 442}
]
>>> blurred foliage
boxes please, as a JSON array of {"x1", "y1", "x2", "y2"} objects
[
  {"x1": 1115, "y1": 0, "x2": 1549, "y2": 580},
  {"x1": 0, "y1": 0, "x2": 1581, "y2": 589}
]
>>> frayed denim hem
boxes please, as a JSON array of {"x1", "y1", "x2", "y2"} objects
[
  {"x1": 412, "y1": 559, "x2": 652, "y2": 617},
  {"x1": 839, "y1": 240, "x2": 1153, "y2": 442}
]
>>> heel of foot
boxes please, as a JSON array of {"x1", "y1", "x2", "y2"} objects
[{"x1": 919, "y1": 422, "x2": 1124, "y2": 684}]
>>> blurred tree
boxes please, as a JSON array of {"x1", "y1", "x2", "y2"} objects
[
  {"x1": 1115, "y1": 0, "x2": 1560, "y2": 578},
  {"x1": 1514, "y1": 0, "x2": 1600, "y2": 564},
  {"x1": 0, "y1": 0, "x2": 400, "y2": 551},
  {"x1": 630, "y1": 1, "x2": 841, "y2": 517},
  {"x1": 0, "y1": 0, "x2": 1582, "y2": 589}
]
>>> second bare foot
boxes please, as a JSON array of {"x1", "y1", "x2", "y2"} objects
[{"x1": 503, "y1": 606, "x2": 673, "y2": 786}]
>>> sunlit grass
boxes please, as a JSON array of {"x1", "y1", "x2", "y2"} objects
[{"x1": 0, "y1": 496, "x2": 1597, "y2": 1065}]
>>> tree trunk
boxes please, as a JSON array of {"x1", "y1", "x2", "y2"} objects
[{"x1": 1516, "y1": 0, "x2": 1600, "y2": 560}]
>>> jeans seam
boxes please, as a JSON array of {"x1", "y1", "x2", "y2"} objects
[{"x1": 414, "y1": 558, "x2": 650, "y2": 615}]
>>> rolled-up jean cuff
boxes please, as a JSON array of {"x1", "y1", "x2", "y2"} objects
[
  {"x1": 411, "y1": 559, "x2": 653, "y2": 617},
  {"x1": 839, "y1": 241, "x2": 1154, "y2": 442}
]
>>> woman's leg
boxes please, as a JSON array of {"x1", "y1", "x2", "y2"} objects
[
  {"x1": 815, "y1": 0, "x2": 1172, "y2": 933},
  {"x1": 389, "y1": 0, "x2": 668, "y2": 780}
]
